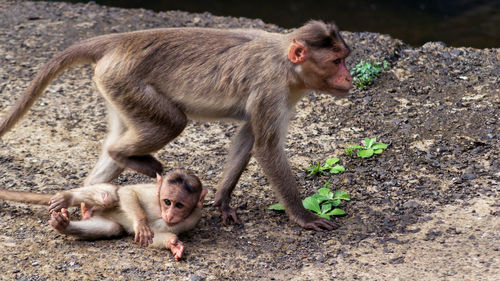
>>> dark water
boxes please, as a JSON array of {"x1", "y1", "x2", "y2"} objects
[{"x1": 46, "y1": 0, "x2": 499, "y2": 48}]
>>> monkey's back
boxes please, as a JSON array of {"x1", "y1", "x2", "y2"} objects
[{"x1": 91, "y1": 27, "x2": 290, "y2": 121}]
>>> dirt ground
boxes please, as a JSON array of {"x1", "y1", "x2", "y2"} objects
[{"x1": 0, "y1": 1, "x2": 498, "y2": 280}]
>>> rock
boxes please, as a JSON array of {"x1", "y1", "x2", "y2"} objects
[
  {"x1": 189, "y1": 274, "x2": 206, "y2": 281},
  {"x1": 403, "y1": 201, "x2": 420, "y2": 209}
]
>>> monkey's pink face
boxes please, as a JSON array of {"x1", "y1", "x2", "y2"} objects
[
  {"x1": 300, "y1": 48, "x2": 352, "y2": 97},
  {"x1": 159, "y1": 184, "x2": 198, "y2": 226}
]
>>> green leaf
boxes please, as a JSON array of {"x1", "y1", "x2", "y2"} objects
[
  {"x1": 371, "y1": 143, "x2": 388, "y2": 150},
  {"x1": 317, "y1": 187, "x2": 331, "y2": 196},
  {"x1": 327, "y1": 191, "x2": 334, "y2": 200},
  {"x1": 309, "y1": 161, "x2": 324, "y2": 175},
  {"x1": 317, "y1": 214, "x2": 331, "y2": 220},
  {"x1": 364, "y1": 137, "x2": 376, "y2": 148},
  {"x1": 306, "y1": 162, "x2": 318, "y2": 177},
  {"x1": 318, "y1": 166, "x2": 329, "y2": 172},
  {"x1": 346, "y1": 145, "x2": 362, "y2": 157},
  {"x1": 374, "y1": 149, "x2": 384, "y2": 154},
  {"x1": 329, "y1": 165, "x2": 345, "y2": 174},
  {"x1": 327, "y1": 208, "x2": 346, "y2": 216},
  {"x1": 303, "y1": 197, "x2": 321, "y2": 213},
  {"x1": 357, "y1": 149, "x2": 374, "y2": 158},
  {"x1": 321, "y1": 203, "x2": 332, "y2": 214},
  {"x1": 269, "y1": 204, "x2": 285, "y2": 211},
  {"x1": 324, "y1": 158, "x2": 339, "y2": 166},
  {"x1": 333, "y1": 190, "x2": 351, "y2": 201},
  {"x1": 306, "y1": 168, "x2": 315, "y2": 177},
  {"x1": 352, "y1": 60, "x2": 389, "y2": 89},
  {"x1": 319, "y1": 184, "x2": 334, "y2": 199},
  {"x1": 330, "y1": 199, "x2": 341, "y2": 207},
  {"x1": 312, "y1": 193, "x2": 329, "y2": 204}
]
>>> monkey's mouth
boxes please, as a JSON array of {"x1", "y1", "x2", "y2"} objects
[
  {"x1": 330, "y1": 87, "x2": 351, "y2": 97},
  {"x1": 165, "y1": 221, "x2": 178, "y2": 227}
]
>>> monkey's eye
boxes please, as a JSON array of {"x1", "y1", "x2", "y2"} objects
[
  {"x1": 175, "y1": 203, "x2": 184, "y2": 209},
  {"x1": 333, "y1": 58, "x2": 341, "y2": 65},
  {"x1": 164, "y1": 199, "x2": 171, "y2": 206}
]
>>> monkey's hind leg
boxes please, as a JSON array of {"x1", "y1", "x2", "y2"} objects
[
  {"x1": 86, "y1": 104, "x2": 126, "y2": 185},
  {"x1": 49, "y1": 209, "x2": 123, "y2": 240},
  {"x1": 102, "y1": 84, "x2": 188, "y2": 178}
]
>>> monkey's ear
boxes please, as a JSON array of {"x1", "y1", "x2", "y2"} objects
[
  {"x1": 288, "y1": 39, "x2": 307, "y2": 64},
  {"x1": 197, "y1": 188, "x2": 208, "y2": 209},
  {"x1": 156, "y1": 173, "x2": 163, "y2": 195}
]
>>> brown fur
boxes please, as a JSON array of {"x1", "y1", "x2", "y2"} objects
[
  {"x1": 0, "y1": 190, "x2": 52, "y2": 205},
  {"x1": 0, "y1": 21, "x2": 352, "y2": 231}
]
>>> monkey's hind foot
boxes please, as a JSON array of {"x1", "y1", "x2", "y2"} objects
[
  {"x1": 120, "y1": 154, "x2": 163, "y2": 178},
  {"x1": 49, "y1": 208, "x2": 70, "y2": 233}
]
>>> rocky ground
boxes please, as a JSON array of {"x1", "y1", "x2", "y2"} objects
[{"x1": 0, "y1": 0, "x2": 498, "y2": 280}]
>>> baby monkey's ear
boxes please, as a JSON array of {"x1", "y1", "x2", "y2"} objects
[
  {"x1": 197, "y1": 188, "x2": 208, "y2": 209},
  {"x1": 156, "y1": 173, "x2": 163, "y2": 196}
]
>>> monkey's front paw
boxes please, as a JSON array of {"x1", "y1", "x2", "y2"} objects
[
  {"x1": 49, "y1": 209, "x2": 70, "y2": 233},
  {"x1": 214, "y1": 203, "x2": 241, "y2": 226},
  {"x1": 220, "y1": 208, "x2": 241, "y2": 226},
  {"x1": 167, "y1": 238, "x2": 184, "y2": 261},
  {"x1": 48, "y1": 193, "x2": 69, "y2": 213},
  {"x1": 221, "y1": 208, "x2": 241, "y2": 226},
  {"x1": 302, "y1": 218, "x2": 338, "y2": 231},
  {"x1": 134, "y1": 222, "x2": 154, "y2": 247},
  {"x1": 294, "y1": 213, "x2": 338, "y2": 232}
]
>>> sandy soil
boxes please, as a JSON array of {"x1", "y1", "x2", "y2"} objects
[{"x1": 0, "y1": 0, "x2": 498, "y2": 280}]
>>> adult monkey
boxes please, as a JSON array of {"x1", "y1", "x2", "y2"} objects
[{"x1": 0, "y1": 20, "x2": 352, "y2": 231}]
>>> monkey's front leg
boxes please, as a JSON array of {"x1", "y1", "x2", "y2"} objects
[
  {"x1": 254, "y1": 144, "x2": 337, "y2": 231},
  {"x1": 214, "y1": 122, "x2": 254, "y2": 225},
  {"x1": 118, "y1": 186, "x2": 154, "y2": 247},
  {"x1": 249, "y1": 99, "x2": 337, "y2": 231}
]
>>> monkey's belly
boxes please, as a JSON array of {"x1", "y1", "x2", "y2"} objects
[{"x1": 185, "y1": 106, "x2": 249, "y2": 121}]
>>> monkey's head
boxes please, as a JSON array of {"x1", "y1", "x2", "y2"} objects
[
  {"x1": 156, "y1": 169, "x2": 207, "y2": 227},
  {"x1": 288, "y1": 20, "x2": 352, "y2": 97}
]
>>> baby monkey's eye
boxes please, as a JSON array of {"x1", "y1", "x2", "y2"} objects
[
  {"x1": 333, "y1": 58, "x2": 341, "y2": 65},
  {"x1": 175, "y1": 203, "x2": 184, "y2": 209},
  {"x1": 164, "y1": 199, "x2": 171, "y2": 206}
]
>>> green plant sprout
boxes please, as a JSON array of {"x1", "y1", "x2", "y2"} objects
[
  {"x1": 350, "y1": 59, "x2": 389, "y2": 89},
  {"x1": 345, "y1": 137, "x2": 388, "y2": 158},
  {"x1": 269, "y1": 182, "x2": 350, "y2": 220},
  {"x1": 307, "y1": 157, "x2": 345, "y2": 177}
]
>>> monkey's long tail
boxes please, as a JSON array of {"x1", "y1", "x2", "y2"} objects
[
  {"x1": 0, "y1": 38, "x2": 106, "y2": 138},
  {"x1": 0, "y1": 189, "x2": 53, "y2": 205}
]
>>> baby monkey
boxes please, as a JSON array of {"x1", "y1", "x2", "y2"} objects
[{"x1": 0, "y1": 169, "x2": 207, "y2": 261}]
